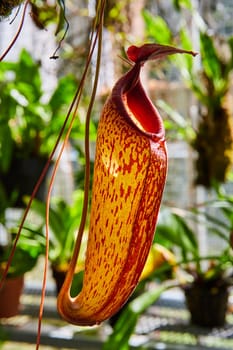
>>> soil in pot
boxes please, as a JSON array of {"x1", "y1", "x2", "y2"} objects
[{"x1": 184, "y1": 279, "x2": 229, "y2": 327}]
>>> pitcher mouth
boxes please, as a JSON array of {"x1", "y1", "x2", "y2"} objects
[
  {"x1": 111, "y1": 43, "x2": 197, "y2": 141},
  {"x1": 112, "y1": 63, "x2": 165, "y2": 142}
]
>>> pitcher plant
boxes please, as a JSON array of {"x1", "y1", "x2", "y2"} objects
[{"x1": 0, "y1": 0, "x2": 197, "y2": 347}]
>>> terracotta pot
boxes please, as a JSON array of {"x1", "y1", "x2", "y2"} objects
[
  {"x1": 184, "y1": 280, "x2": 229, "y2": 327},
  {"x1": 0, "y1": 275, "x2": 24, "y2": 318}
]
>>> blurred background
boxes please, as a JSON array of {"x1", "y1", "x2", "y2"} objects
[{"x1": 0, "y1": 0, "x2": 233, "y2": 349}]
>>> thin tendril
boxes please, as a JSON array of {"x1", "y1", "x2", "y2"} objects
[
  {"x1": 0, "y1": 41, "x2": 87, "y2": 291},
  {"x1": 0, "y1": 9, "x2": 87, "y2": 292},
  {"x1": 0, "y1": 0, "x2": 30, "y2": 62},
  {"x1": 117, "y1": 54, "x2": 134, "y2": 67},
  {"x1": 0, "y1": 1, "x2": 105, "y2": 347},
  {"x1": 35, "y1": 58, "x2": 88, "y2": 350},
  {"x1": 9, "y1": 3, "x2": 21, "y2": 24},
  {"x1": 60, "y1": 0, "x2": 105, "y2": 289},
  {"x1": 50, "y1": 0, "x2": 69, "y2": 59},
  {"x1": 36, "y1": 1, "x2": 105, "y2": 347}
]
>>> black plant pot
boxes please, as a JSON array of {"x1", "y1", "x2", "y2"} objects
[
  {"x1": 184, "y1": 280, "x2": 229, "y2": 328},
  {"x1": 1, "y1": 156, "x2": 50, "y2": 207},
  {"x1": 51, "y1": 265, "x2": 67, "y2": 296}
]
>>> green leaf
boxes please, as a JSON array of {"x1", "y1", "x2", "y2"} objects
[
  {"x1": 17, "y1": 227, "x2": 45, "y2": 257},
  {"x1": 0, "y1": 61, "x2": 17, "y2": 76},
  {"x1": 142, "y1": 10, "x2": 172, "y2": 44},
  {"x1": 49, "y1": 75, "x2": 77, "y2": 113},
  {"x1": 178, "y1": 28, "x2": 195, "y2": 74},
  {"x1": 6, "y1": 249, "x2": 38, "y2": 277},
  {"x1": 55, "y1": 0, "x2": 67, "y2": 36},
  {"x1": 173, "y1": 213, "x2": 199, "y2": 258},
  {"x1": 0, "y1": 226, "x2": 45, "y2": 277},
  {"x1": 187, "y1": 78, "x2": 207, "y2": 105},
  {"x1": 0, "y1": 181, "x2": 8, "y2": 214},
  {"x1": 156, "y1": 208, "x2": 198, "y2": 261},
  {"x1": 103, "y1": 283, "x2": 173, "y2": 350},
  {"x1": 24, "y1": 190, "x2": 84, "y2": 266},
  {"x1": 227, "y1": 36, "x2": 233, "y2": 70},
  {"x1": 200, "y1": 32, "x2": 222, "y2": 83},
  {"x1": 30, "y1": 199, "x2": 64, "y2": 241},
  {"x1": 172, "y1": 0, "x2": 192, "y2": 10},
  {"x1": 157, "y1": 99, "x2": 195, "y2": 142},
  {"x1": 70, "y1": 270, "x2": 84, "y2": 297},
  {"x1": 0, "y1": 123, "x2": 13, "y2": 172},
  {"x1": 16, "y1": 49, "x2": 42, "y2": 101}
]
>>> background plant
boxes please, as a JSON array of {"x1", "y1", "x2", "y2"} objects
[
  {"x1": 0, "y1": 223, "x2": 45, "y2": 278},
  {"x1": 26, "y1": 189, "x2": 85, "y2": 271},
  {"x1": 0, "y1": 49, "x2": 78, "y2": 172},
  {"x1": 103, "y1": 190, "x2": 233, "y2": 349},
  {"x1": 143, "y1": 8, "x2": 233, "y2": 188}
]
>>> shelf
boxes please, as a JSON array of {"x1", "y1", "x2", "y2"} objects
[{"x1": 0, "y1": 286, "x2": 233, "y2": 350}]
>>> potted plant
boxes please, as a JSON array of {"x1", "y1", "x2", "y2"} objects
[
  {"x1": 0, "y1": 221, "x2": 45, "y2": 317},
  {"x1": 187, "y1": 32, "x2": 233, "y2": 188},
  {"x1": 103, "y1": 192, "x2": 233, "y2": 350},
  {"x1": 155, "y1": 194, "x2": 233, "y2": 327},
  {"x1": 143, "y1": 10, "x2": 233, "y2": 188},
  {"x1": 0, "y1": 48, "x2": 77, "y2": 207}
]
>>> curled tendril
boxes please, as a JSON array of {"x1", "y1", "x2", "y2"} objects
[
  {"x1": 50, "y1": 0, "x2": 70, "y2": 59},
  {"x1": 0, "y1": 0, "x2": 30, "y2": 62},
  {"x1": 0, "y1": 0, "x2": 106, "y2": 348}
]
